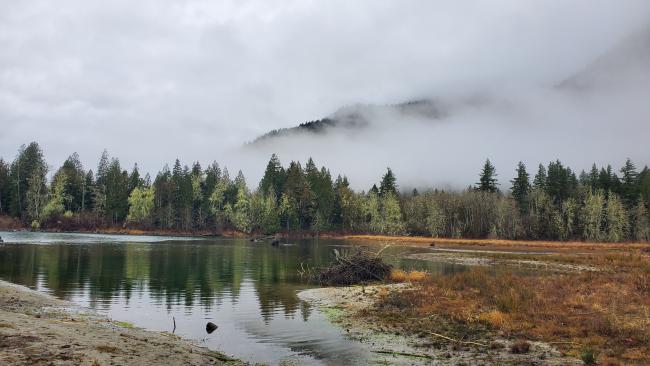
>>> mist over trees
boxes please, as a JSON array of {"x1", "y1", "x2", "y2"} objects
[{"x1": 0, "y1": 142, "x2": 649, "y2": 242}]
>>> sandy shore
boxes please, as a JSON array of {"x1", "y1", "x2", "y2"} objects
[
  {"x1": 0, "y1": 281, "x2": 243, "y2": 366},
  {"x1": 299, "y1": 285, "x2": 581, "y2": 366}
]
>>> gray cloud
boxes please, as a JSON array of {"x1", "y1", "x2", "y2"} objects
[{"x1": 1, "y1": 0, "x2": 649, "y2": 188}]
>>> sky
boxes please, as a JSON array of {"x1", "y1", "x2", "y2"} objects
[{"x1": 1, "y1": 0, "x2": 649, "y2": 190}]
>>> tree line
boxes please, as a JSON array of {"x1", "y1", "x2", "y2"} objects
[{"x1": 0, "y1": 142, "x2": 649, "y2": 242}]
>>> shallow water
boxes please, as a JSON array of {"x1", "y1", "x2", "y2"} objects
[{"x1": 0, "y1": 231, "x2": 466, "y2": 365}]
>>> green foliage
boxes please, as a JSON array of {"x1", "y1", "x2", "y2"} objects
[
  {"x1": 425, "y1": 198, "x2": 445, "y2": 238},
  {"x1": 0, "y1": 159, "x2": 9, "y2": 214},
  {"x1": 379, "y1": 168, "x2": 397, "y2": 196},
  {"x1": 533, "y1": 164, "x2": 547, "y2": 190},
  {"x1": 41, "y1": 173, "x2": 67, "y2": 221},
  {"x1": 580, "y1": 346, "x2": 598, "y2": 365},
  {"x1": 630, "y1": 201, "x2": 650, "y2": 241},
  {"x1": 381, "y1": 193, "x2": 405, "y2": 235},
  {"x1": 1, "y1": 143, "x2": 648, "y2": 243},
  {"x1": 511, "y1": 162, "x2": 530, "y2": 213},
  {"x1": 604, "y1": 192, "x2": 628, "y2": 242},
  {"x1": 582, "y1": 190, "x2": 605, "y2": 242},
  {"x1": 127, "y1": 187, "x2": 155, "y2": 224},
  {"x1": 477, "y1": 159, "x2": 498, "y2": 193}
]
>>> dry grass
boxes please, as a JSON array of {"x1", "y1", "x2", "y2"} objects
[
  {"x1": 343, "y1": 234, "x2": 650, "y2": 251},
  {"x1": 389, "y1": 269, "x2": 429, "y2": 282},
  {"x1": 372, "y1": 258, "x2": 650, "y2": 365}
]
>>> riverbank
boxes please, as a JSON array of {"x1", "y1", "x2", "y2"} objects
[
  {"x1": 0, "y1": 281, "x2": 243, "y2": 366},
  {"x1": 303, "y1": 237, "x2": 650, "y2": 365},
  {"x1": 299, "y1": 285, "x2": 581, "y2": 365}
]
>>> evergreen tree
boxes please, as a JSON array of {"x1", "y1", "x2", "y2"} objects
[
  {"x1": 588, "y1": 164, "x2": 599, "y2": 190},
  {"x1": 532, "y1": 164, "x2": 547, "y2": 190},
  {"x1": 8, "y1": 142, "x2": 48, "y2": 218},
  {"x1": 128, "y1": 163, "x2": 143, "y2": 193},
  {"x1": 379, "y1": 168, "x2": 398, "y2": 196},
  {"x1": 619, "y1": 158, "x2": 639, "y2": 209},
  {"x1": 260, "y1": 187, "x2": 280, "y2": 234},
  {"x1": 104, "y1": 158, "x2": 129, "y2": 224},
  {"x1": 369, "y1": 184, "x2": 379, "y2": 195},
  {"x1": 52, "y1": 153, "x2": 85, "y2": 212},
  {"x1": 640, "y1": 166, "x2": 650, "y2": 209},
  {"x1": 0, "y1": 159, "x2": 10, "y2": 214},
  {"x1": 259, "y1": 154, "x2": 285, "y2": 200},
  {"x1": 510, "y1": 162, "x2": 530, "y2": 212},
  {"x1": 284, "y1": 161, "x2": 313, "y2": 229},
  {"x1": 82, "y1": 170, "x2": 95, "y2": 212},
  {"x1": 546, "y1": 160, "x2": 573, "y2": 204},
  {"x1": 477, "y1": 159, "x2": 498, "y2": 193}
]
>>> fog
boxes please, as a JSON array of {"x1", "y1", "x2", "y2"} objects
[{"x1": 1, "y1": 1, "x2": 649, "y2": 190}]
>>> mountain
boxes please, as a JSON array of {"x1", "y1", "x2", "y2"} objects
[
  {"x1": 247, "y1": 99, "x2": 447, "y2": 146},
  {"x1": 249, "y1": 26, "x2": 650, "y2": 146}
]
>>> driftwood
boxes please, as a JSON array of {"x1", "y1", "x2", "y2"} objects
[
  {"x1": 372, "y1": 350, "x2": 433, "y2": 359},
  {"x1": 315, "y1": 249, "x2": 392, "y2": 285},
  {"x1": 428, "y1": 331, "x2": 488, "y2": 347}
]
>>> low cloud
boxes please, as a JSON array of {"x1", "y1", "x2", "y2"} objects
[{"x1": 0, "y1": 0, "x2": 649, "y2": 189}]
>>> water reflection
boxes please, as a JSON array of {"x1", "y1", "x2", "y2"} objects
[{"x1": 0, "y1": 232, "x2": 464, "y2": 365}]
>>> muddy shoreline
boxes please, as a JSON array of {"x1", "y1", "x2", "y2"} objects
[
  {"x1": 0, "y1": 281, "x2": 243, "y2": 366},
  {"x1": 298, "y1": 285, "x2": 581, "y2": 365}
]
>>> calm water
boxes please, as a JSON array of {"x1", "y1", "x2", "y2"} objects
[{"x1": 0, "y1": 231, "x2": 465, "y2": 365}]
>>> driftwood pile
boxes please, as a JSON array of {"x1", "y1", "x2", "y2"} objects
[{"x1": 313, "y1": 249, "x2": 392, "y2": 286}]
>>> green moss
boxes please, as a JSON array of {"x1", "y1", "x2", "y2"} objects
[
  {"x1": 321, "y1": 306, "x2": 345, "y2": 321},
  {"x1": 113, "y1": 320, "x2": 136, "y2": 328}
]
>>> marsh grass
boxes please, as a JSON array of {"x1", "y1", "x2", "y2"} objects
[
  {"x1": 389, "y1": 269, "x2": 429, "y2": 282},
  {"x1": 373, "y1": 257, "x2": 650, "y2": 365}
]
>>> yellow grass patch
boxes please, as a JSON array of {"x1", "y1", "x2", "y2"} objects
[
  {"x1": 478, "y1": 310, "x2": 510, "y2": 328},
  {"x1": 389, "y1": 269, "x2": 429, "y2": 282}
]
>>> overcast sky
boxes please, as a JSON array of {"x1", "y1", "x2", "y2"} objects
[{"x1": 1, "y1": 0, "x2": 649, "y2": 188}]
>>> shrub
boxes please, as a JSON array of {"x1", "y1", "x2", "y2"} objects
[
  {"x1": 580, "y1": 346, "x2": 598, "y2": 365},
  {"x1": 30, "y1": 220, "x2": 40, "y2": 230}
]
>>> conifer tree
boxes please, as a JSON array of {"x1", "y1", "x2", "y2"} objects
[
  {"x1": 379, "y1": 168, "x2": 397, "y2": 196},
  {"x1": 532, "y1": 164, "x2": 547, "y2": 190},
  {"x1": 619, "y1": 158, "x2": 639, "y2": 209},
  {"x1": 0, "y1": 159, "x2": 9, "y2": 214},
  {"x1": 510, "y1": 161, "x2": 530, "y2": 212},
  {"x1": 259, "y1": 154, "x2": 285, "y2": 200},
  {"x1": 477, "y1": 159, "x2": 498, "y2": 193}
]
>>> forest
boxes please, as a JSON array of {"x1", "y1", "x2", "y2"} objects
[{"x1": 0, "y1": 141, "x2": 649, "y2": 242}]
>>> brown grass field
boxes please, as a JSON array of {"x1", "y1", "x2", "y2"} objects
[{"x1": 346, "y1": 235, "x2": 650, "y2": 365}]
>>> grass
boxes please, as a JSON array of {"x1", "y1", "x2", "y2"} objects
[
  {"x1": 389, "y1": 269, "x2": 429, "y2": 282},
  {"x1": 368, "y1": 250, "x2": 650, "y2": 365},
  {"x1": 113, "y1": 321, "x2": 136, "y2": 329}
]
